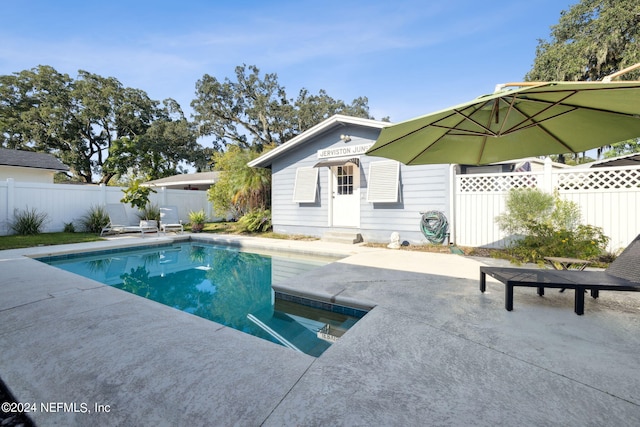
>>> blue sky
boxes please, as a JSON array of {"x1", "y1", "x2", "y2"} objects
[{"x1": 1, "y1": 0, "x2": 578, "y2": 127}]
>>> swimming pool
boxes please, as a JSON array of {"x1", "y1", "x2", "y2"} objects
[{"x1": 36, "y1": 241, "x2": 367, "y2": 357}]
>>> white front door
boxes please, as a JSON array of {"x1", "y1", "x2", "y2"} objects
[{"x1": 331, "y1": 164, "x2": 360, "y2": 227}]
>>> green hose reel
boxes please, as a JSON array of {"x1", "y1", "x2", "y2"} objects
[{"x1": 420, "y1": 211, "x2": 449, "y2": 244}]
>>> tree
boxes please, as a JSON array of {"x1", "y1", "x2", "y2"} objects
[
  {"x1": 525, "y1": 0, "x2": 640, "y2": 160},
  {"x1": 109, "y1": 99, "x2": 200, "y2": 180},
  {"x1": 603, "y1": 139, "x2": 640, "y2": 158},
  {"x1": 526, "y1": 0, "x2": 640, "y2": 82},
  {"x1": 0, "y1": 66, "x2": 201, "y2": 184},
  {"x1": 207, "y1": 146, "x2": 271, "y2": 219},
  {"x1": 192, "y1": 64, "x2": 374, "y2": 153}
]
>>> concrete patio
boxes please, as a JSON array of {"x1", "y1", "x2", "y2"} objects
[{"x1": 1, "y1": 234, "x2": 639, "y2": 426}]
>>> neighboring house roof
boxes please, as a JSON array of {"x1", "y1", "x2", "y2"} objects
[
  {"x1": 142, "y1": 171, "x2": 220, "y2": 188},
  {"x1": 0, "y1": 148, "x2": 69, "y2": 171},
  {"x1": 248, "y1": 114, "x2": 390, "y2": 168},
  {"x1": 585, "y1": 152, "x2": 640, "y2": 168},
  {"x1": 489, "y1": 157, "x2": 570, "y2": 169}
]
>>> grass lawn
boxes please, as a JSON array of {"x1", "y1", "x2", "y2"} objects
[
  {"x1": 0, "y1": 222, "x2": 317, "y2": 251},
  {"x1": 0, "y1": 232, "x2": 104, "y2": 250}
]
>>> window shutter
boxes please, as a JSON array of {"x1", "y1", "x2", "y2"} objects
[
  {"x1": 292, "y1": 167, "x2": 318, "y2": 203},
  {"x1": 367, "y1": 160, "x2": 400, "y2": 203}
]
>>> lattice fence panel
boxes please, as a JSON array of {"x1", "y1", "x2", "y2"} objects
[
  {"x1": 555, "y1": 168, "x2": 640, "y2": 191},
  {"x1": 458, "y1": 173, "x2": 541, "y2": 193}
]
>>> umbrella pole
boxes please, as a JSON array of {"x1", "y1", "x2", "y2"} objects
[
  {"x1": 602, "y1": 62, "x2": 640, "y2": 82},
  {"x1": 494, "y1": 62, "x2": 640, "y2": 91}
]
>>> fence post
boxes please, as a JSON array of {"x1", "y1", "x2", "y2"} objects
[
  {"x1": 99, "y1": 183, "x2": 107, "y2": 206},
  {"x1": 542, "y1": 157, "x2": 553, "y2": 192},
  {"x1": 160, "y1": 187, "x2": 168, "y2": 205},
  {"x1": 4, "y1": 178, "x2": 15, "y2": 235}
]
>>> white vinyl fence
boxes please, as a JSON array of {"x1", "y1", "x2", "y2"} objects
[
  {"x1": 454, "y1": 160, "x2": 640, "y2": 253},
  {"x1": 0, "y1": 179, "x2": 213, "y2": 236}
]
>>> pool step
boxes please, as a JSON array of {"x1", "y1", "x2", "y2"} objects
[{"x1": 322, "y1": 231, "x2": 363, "y2": 244}]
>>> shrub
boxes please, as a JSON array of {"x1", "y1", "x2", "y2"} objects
[
  {"x1": 188, "y1": 209, "x2": 207, "y2": 224},
  {"x1": 506, "y1": 223, "x2": 609, "y2": 263},
  {"x1": 495, "y1": 188, "x2": 554, "y2": 235},
  {"x1": 188, "y1": 209, "x2": 207, "y2": 233},
  {"x1": 137, "y1": 203, "x2": 160, "y2": 222},
  {"x1": 80, "y1": 205, "x2": 110, "y2": 233},
  {"x1": 236, "y1": 209, "x2": 272, "y2": 233},
  {"x1": 10, "y1": 207, "x2": 48, "y2": 235},
  {"x1": 496, "y1": 188, "x2": 609, "y2": 263},
  {"x1": 63, "y1": 222, "x2": 76, "y2": 233}
]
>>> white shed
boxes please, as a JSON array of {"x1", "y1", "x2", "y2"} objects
[{"x1": 249, "y1": 115, "x2": 452, "y2": 245}]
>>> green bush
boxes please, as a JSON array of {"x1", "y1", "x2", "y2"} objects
[
  {"x1": 495, "y1": 188, "x2": 554, "y2": 235},
  {"x1": 10, "y1": 207, "x2": 48, "y2": 235},
  {"x1": 506, "y1": 223, "x2": 609, "y2": 263},
  {"x1": 80, "y1": 205, "x2": 110, "y2": 233},
  {"x1": 137, "y1": 203, "x2": 160, "y2": 222},
  {"x1": 63, "y1": 222, "x2": 76, "y2": 233},
  {"x1": 188, "y1": 209, "x2": 207, "y2": 224},
  {"x1": 496, "y1": 188, "x2": 609, "y2": 263},
  {"x1": 237, "y1": 209, "x2": 272, "y2": 233}
]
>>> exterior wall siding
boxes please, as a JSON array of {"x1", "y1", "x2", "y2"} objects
[
  {"x1": 0, "y1": 166, "x2": 55, "y2": 183},
  {"x1": 268, "y1": 123, "x2": 451, "y2": 244}
]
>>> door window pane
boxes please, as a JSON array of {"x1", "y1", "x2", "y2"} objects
[{"x1": 337, "y1": 165, "x2": 354, "y2": 195}]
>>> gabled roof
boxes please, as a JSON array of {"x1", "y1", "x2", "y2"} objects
[
  {"x1": 142, "y1": 171, "x2": 220, "y2": 187},
  {"x1": 586, "y1": 152, "x2": 640, "y2": 168},
  {"x1": 248, "y1": 114, "x2": 390, "y2": 168},
  {"x1": 0, "y1": 148, "x2": 69, "y2": 171}
]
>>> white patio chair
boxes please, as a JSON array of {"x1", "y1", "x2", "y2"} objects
[
  {"x1": 101, "y1": 204, "x2": 158, "y2": 236},
  {"x1": 159, "y1": 206, "x2": 184, "y2": 234}
]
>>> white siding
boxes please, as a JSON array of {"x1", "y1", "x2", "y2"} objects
[{"x1": 0, "y1": 165, "x2": 55, "y2": 183}]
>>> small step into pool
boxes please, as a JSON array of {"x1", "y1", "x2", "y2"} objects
[{"x1": 36, "y1": 242, "x2": 367, "y2": 357}]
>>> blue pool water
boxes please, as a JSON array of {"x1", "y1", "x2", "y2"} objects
[{"x1": 37, "y1": 241, "x2": 366, "y2": 357}]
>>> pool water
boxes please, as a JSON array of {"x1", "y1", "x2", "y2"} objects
[{"x1": 37, "y1": 242, "x2": 366, "y2": 357}]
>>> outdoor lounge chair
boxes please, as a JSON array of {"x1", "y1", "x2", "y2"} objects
[
  {"x1": 159, "y1": 206, "x2": 184, "y2": 234},
  {"x1": 480, "y1": 234, "x2": 640, "y2": 315},
  {"x1": 100, "y1": 204, "x2": 158, "y2": 236}
]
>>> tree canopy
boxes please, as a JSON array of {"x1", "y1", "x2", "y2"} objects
[
  {"x1": 2, "y1": 63, "x2": 376, "y2": 187},
  {"x1": 191, "y1": 64, "x2": 374, "y2": 152},
  {"x1": 207, "y1": 146, "x2": 271, "y2": 219},
  {"x1": 0, "y1": 66, "x2": 200, "y2": 184},
  {"x1": 525, "y1": 0, "x2": 640, "y2": 161},
  {"x1": 526, "y1": 0, "x2": 640, "y2": 81}
]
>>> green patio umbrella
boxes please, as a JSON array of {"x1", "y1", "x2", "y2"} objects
[{"x1": 367, "y1": 79, "x2": 640, "y2": 165}]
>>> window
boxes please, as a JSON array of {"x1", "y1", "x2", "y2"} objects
[
  {"x1": 292, "y1": 167, "x2": 318, "y2": 203},
  {"x1": 367, "y1": 160, "x2": 400, "y2": 202},
  {"x1": 336, "y1": 165, "x2": 354, "y2": 195}
]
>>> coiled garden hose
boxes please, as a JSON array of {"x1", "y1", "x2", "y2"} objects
[{"x1": 420, "y1": 211, "x2": 449, "y2": 244}]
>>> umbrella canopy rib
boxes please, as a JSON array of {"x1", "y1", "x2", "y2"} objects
[{"x1": 366, "y1": 77, "x2": 640, "y2": 166}]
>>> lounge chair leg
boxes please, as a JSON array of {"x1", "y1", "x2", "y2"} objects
[
  {"x1": 590, "y1": 289, "x2": 599, "y2": 299},
  {"x1": 505, "y1": 284, "x2": 514, "y2": 311},
  {"x1": 537, "y1": 286, "x2": 544, "y2": 297},
  {"x1": 480, "y1": 272, "x2": 486, "y2": 292},
  {"x1": 574, "y1": 288, "x2": 585, "y2": 315}
]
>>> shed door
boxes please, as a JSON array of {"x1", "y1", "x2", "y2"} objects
[{"x1": 331, "y1": 164, "x2": 360, "y2": 227}]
